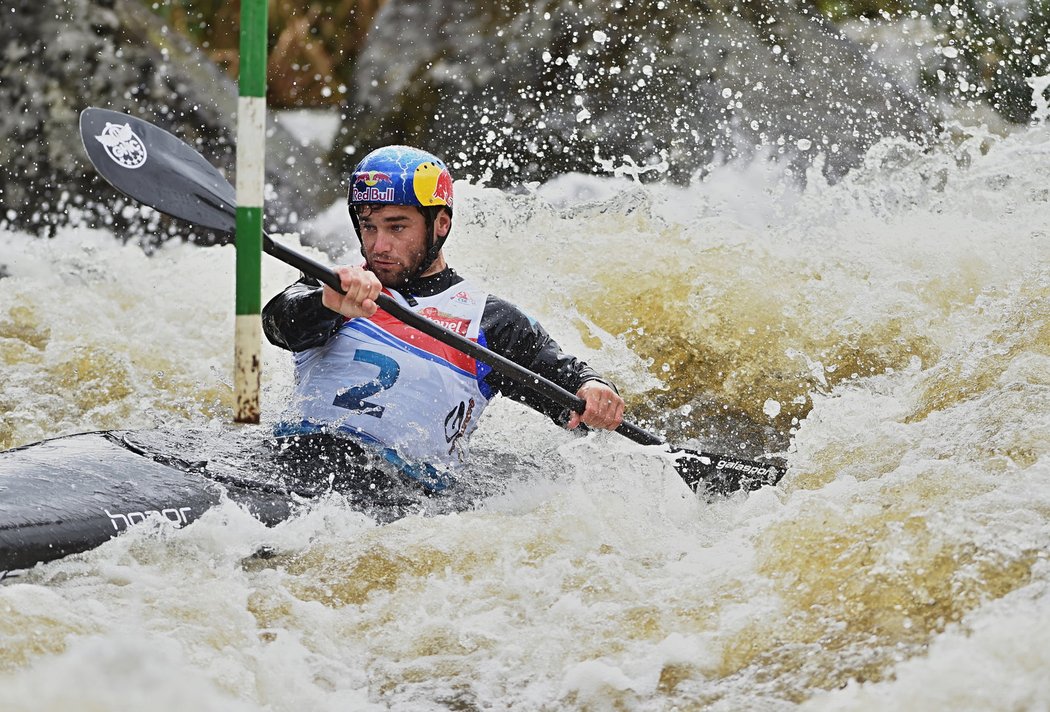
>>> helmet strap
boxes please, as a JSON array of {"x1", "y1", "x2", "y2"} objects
[{"x1": 412, "y1": 207, "x2": 449, "y2": 281}]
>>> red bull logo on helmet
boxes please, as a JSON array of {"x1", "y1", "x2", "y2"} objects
[
  {"x1": 413, "y1": 162, "x2": 454, "y2": 208},
  {"x1": 433, "y1": 169, "x2": 453, "y2": 207},
  {"x1": 352, "y1": 170, "x2": 395, "y2": 202},
  {"x1": 357, "y1": 170, "x2": 392, "y2": 186}
]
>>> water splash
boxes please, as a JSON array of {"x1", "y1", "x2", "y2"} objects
[
  {"x1": 1, "y1": 113, "x2": 1049, "y2": 710},
  {"x1": 1027, "y1": 74, "x2": 1050, "y2": 124}
]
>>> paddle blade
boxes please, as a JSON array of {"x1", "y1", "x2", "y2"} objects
[
  {"x1": 79, "y1": 107, "x2": 238, "y2": 234},
  {"x1": 672, "y1": 449, "x2": 786, "y2": 497}
]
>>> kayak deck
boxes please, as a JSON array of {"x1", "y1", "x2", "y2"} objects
[{"x1": 0, "y1": 429, "x2": 450, "y2": 574}]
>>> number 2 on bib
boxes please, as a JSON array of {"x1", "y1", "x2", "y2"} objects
[{"x1": 332, "y1": 350, "x2": 400, "y2": 417}]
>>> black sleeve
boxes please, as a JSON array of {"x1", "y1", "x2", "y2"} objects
[
  {"x1": 479, "y1": 295, "x2": 616, "y2": 422},
  {"x1": 262, "y1": 275, "x2": 344, "y2": 352}
]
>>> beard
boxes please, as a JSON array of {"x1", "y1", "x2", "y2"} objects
[{"x1": 363, "y1": 246, "x2": 429, "y2": 288}]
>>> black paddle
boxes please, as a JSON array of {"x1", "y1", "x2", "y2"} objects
[{"x1": 79, "y1": 107, "x2": 786, "y2": 495}]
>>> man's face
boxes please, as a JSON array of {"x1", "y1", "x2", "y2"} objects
[{"x1": 357, "y1": 204, "x2": 431, "y2": 287}]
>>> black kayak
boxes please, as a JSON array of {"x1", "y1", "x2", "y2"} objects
[
  {"x1": 0, "y1": 428, "x2": 456, "y2": 576},
  {"x1": 1, "y1": 425, "x2": 778, "y2": 577}
]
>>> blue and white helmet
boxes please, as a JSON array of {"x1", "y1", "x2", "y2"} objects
[{"x1": 348, "y1": 145, "x2": 453, "y2": 213}]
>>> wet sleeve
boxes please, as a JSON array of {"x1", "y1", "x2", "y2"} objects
[
  {"x1": 262, "y1": 275, "x2": 344, "y2": 352},
  {"x1": 479, "y1": 295, "x2": 616, "y2": 422}
]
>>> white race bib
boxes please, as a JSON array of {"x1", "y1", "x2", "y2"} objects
[{"x1": 285, "y1": 282, "x2": 491, "y2": 468}]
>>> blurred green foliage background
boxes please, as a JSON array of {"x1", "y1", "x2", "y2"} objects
[
  {"x1": 143, "y1": 0, "x2": 1049, "y2": 123},
  {"x1": 147, "y1": 0, "x2": 385, "y2": 107}
]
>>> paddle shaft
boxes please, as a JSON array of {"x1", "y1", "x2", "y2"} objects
[{"x1": 263, "y1": 236, "x2": 663, "y2": 446}]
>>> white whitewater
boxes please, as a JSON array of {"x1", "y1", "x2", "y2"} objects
[{"x1": 0, "y1": 105, "x2": 1048, "y2": 710}]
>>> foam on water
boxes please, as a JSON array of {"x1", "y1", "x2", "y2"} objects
[{"x1": 0, "y1": 107, "x2": 1048, "y2": 709}]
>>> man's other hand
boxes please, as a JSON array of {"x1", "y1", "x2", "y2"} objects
[{"x1": 567, "y1": 381, "x2": 625, "y2": 431}]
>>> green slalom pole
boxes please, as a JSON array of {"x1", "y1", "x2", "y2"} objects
[{"x1": 234, "y1": 0, "x2": 268, "y2": 424}]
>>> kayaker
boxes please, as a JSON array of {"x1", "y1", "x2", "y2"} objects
[{"x1": 262, "y1": 145, "x2": 625, "y2": 489}]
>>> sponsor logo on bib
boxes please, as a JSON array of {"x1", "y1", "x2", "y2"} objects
[{"x1": 420, "y1": 306, "x2": 470, "y2": 335}]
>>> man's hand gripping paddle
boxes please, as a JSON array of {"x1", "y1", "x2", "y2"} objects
[{"x1": 79, "y1": 107, "x2": 787, "y2": 496}]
